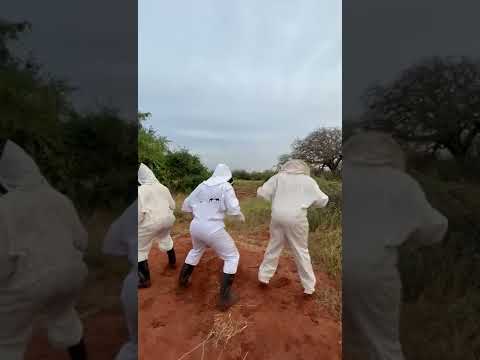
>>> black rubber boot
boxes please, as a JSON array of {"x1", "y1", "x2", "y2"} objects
[
  {"x1": 218, "y1": 273, "x2": 239, "y2": 311},
  {"x1": 138, "y1": 260, "x2": 151, "y2": 288},
  {"x1": 178, "y1": 263, "x2": 195, "y2": 288},
  {"x1": 167, "y1": 248, "x2": 177, "y2": 268},
  {"x1": 67, "y1": 338, "x2": 87, "y2": 360}
]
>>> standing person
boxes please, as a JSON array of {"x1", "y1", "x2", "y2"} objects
[
  {"x1": 0, "y1": 139, "x2": 88, "y2": 360},
  {"x1": 137, "y1": 163, "x2": 176, "y2": 288},
  {"x1": 342, "y1": 131, "x2": 448, "y2": 359},
  {"x1": 102, "y1": 200, "x2": 138, "y2": 360},
  {"x1": 257, "y1": 159, "x2": 329, "y2": 296},
  {"x1": 179, "y1": 164, "x2": 245, "y2": 311}
]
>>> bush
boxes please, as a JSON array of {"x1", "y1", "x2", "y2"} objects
[
  {"x1": 138, "y1": 117, "x2": 210, "y2": 194},
  {"x1": 232, "y1": 169, "x2": 275, "y2": 182}
]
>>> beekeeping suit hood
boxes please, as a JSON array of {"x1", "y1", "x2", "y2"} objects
[
  {"x1": 0, "y1": 140, "x2": 88, "y2": 357},
  {"x1": 204, "y1": 164, "x2": 232, "y2": 186},
  {"x1": 0, "y1": 139, "x2": 87, "y2": 275},
  {"x1": 0, "y1": 140, "x2": 47, "y2": 191},
  {"x1": 343, "y1": 131, "x2": 406, "y2": 171},
  {"x1": 138, "y1": 163, "x2": 159, "y2": 185},
  {"x1": 280, "y1": 159, "x2": 311, "y2": 176}
]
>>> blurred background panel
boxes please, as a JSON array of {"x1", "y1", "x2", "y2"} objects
[
  {"x1": 1, "y1": 1, "x2": 137, "y2": 359},
  {"x1": 343, "y1": 1, "x2": 480, "y2": 359}
]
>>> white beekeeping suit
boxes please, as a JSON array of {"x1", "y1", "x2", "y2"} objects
[
  {"x1": 137, "y1": 163, "x2": 176, "y2": 287},
  {"x1": 179, "y1": 164, "x2": 245, "y2": 311},
  {"x1": 342, "y1": 131, "x2": 448, "y2": 360},
  {"x1": 138, "y1": 163, "x2": 176, "y2": 259},
  {"x1": 0, "y1": 140, "x2": 88, "y2": 360},
  {"x1": 257, "y1": 159, "x2": 329, "y2": 295},
  {"x1": 103, "y1": 200, "x2": 138, "y2": 360}
]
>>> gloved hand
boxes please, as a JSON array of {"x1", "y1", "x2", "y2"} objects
[{"x1": 234, "y1": 213, "x2": 246, "y2": 223}]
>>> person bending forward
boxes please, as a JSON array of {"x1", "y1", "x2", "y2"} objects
[{"x1": 179, "y1": 164, "x2": 245, "y2": 311}]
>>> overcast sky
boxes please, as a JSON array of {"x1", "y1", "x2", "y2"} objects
[
  {"x1": 344, "y1": 0, "x2": 480, "y2": 119},
  {"x1": 4, "y1": 1, "x2": 478, "y2": 170},
  {"x1": 2, "y1": 0, "x2": 137, "y2": 119},
  {"x1": 139, "y1": 1, "x2": 342, "y2": 171}
]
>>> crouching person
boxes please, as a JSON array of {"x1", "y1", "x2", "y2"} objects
[
  {"x1": 179, "y1": 164, "x2": 245, "y2": 311},
  {"x1": 138, "y1": 163, "x2": 176, "y2": 288},
  {"x1": 0, "y1": 140, "x2": 88, "y2": 360}
]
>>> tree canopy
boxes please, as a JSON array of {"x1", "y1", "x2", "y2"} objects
[
  {"x1": 291, "y1": 127, "x2": 342, "y2": 172},
  {"x1": 137, "y1": 112, "x2": 210, "y2": 193},
  {"x1": 365, "y1": 57, "x2": 480, "y2": 160}
]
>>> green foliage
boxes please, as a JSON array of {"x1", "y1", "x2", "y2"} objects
[
  {"x1": 232, "y1": 169, "x2": 276, "y2": 182},
  {"x1": 366, "y1": 57, "x2": 480, "y2": 160},
  {"x1": 64, "y1": 110, "x2": 137, "y2": 210},
  {"x1": 138, "y1": 122, "x2": 169, "y2": 181},
  {"x1": 164, "y1": 150, "x2": 210, "y2": 193},
  {"x1": 397, "y1": 171, "x2": 480, "y2": 359},
  {"x1": 308, "y1": 176, "x2": 342, "y2": 233},
  {"x1": 137, "y1": 113, "x2": 210, "y2": 193},
  {"x1": 1, "y1": 21, "x2": 137, "y2": 213}
]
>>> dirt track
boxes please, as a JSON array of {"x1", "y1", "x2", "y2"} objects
[{"x1": 139, "y1": 237, "x2": 341, "y2": 360}]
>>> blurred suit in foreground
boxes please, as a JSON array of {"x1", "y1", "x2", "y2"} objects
[
  {"x1": 103, "y1": 200, "x2": 138, "y2": 360},
  {"x1": 0, "y1": 140, "x2": 88, "y2": 359},
  {"x1": 342, "y1": 132, "x2": 448, "y2": 359}
]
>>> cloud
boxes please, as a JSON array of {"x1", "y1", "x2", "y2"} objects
[{"x1": 139, "y1": 0, "x2": 342, "y2": 170}]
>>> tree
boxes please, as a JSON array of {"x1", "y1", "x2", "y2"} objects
[
  {"x1": 1, "y1": 21, "x2": 138, "y2": 211},
  {"x1": 137, "y1": 111, "x2": 209, "y2": 193},
  {"x1": 276, "y1": 153, "x2": 291, "y2": 170},
  {"x1": 365, "y1": 57, "x2": 480, "y2": 160},
  {"x1": 292, "y1": 127, "x2": 342, "y2": 172}
]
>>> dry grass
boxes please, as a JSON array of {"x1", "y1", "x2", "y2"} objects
[
  {"x1": 177, "y1": 312, "x2": 249, "y2": 360},
  {"x1": 309, "y1": 227, "x2": 342, "y2": 280},
  {"x1": 315, "y1": 286, "x2": 342, "y2": 321}
]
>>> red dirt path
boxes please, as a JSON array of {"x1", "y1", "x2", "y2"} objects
[{"x1": 139, "y1": 237, "x2": 341, "y2": 360}]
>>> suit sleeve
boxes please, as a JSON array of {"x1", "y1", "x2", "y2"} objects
[
  {"x1": 310, "y1": 179, "x2": 330, "y2": 208},
  {"x1": 163, "y1": 185, "x2": 176, "y2": 211},
  {"x1": 257, "y1": 175, "x2": 277, "y2": 202},
  {"x1": 410, "y1": 183, "x2": 448, "y2": 246},
  {"x1": 224, "y1": 184, "x2": 242, "y2": 215},
  {"x1": 182, "y1": 185, "x2": 200, "y2": 213}
]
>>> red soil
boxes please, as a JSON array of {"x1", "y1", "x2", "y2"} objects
[{"x1": 139, "y1": 237, "x2": 341, "y2": 360}]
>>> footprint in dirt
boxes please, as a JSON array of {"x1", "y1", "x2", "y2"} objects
[
  {"x1": 140, "y1": 297, "x2": 155, "y2": 311},
  {"x1": 272, "y1": 277, "x2": 291, "y2": 288},
  {"x1": 240, "y1": 306, "x2": 255, "y2": 318},
  {"x1": 160, "y1": 265, "x2": 177, "y2": 276},
  {"x1": 151, "y1": 318, "x2": 166, "y2": 329}
]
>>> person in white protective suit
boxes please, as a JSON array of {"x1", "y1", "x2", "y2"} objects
[
  {"x1": 342, "y1": 131, "x2": 448, "y2": 359},
  {"x1": 256, "y1": 159, "x2": 329, "y2": 296},
  {"x1": 138, "y1": 163, "x2": 176, "y2": 288},
  {"x1": 179, "y1": 164, "x2": 245, "y2": 311},
  {"x1": 102, "y1": 200, "x2": 138, "y2": 360},
  {"x1": 0, "y1": 139, "x2": 88, "y2": 360}
]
